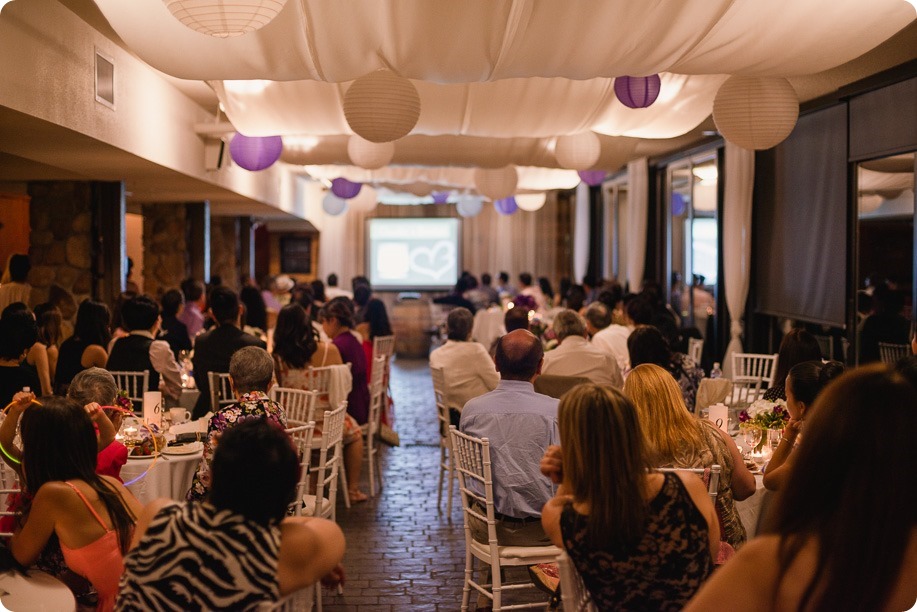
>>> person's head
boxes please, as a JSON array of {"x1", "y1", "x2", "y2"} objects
[
  {"x1": 627, "y1": 325, "x2": 671, "y2": 369},
  {"x1": 273, "y1": 303, "x2": 318, "y2": 369},
  {"x1": 208, "y1": 286, "x2": 241, "y2": 326},
  {"x1": 33, "y1": 303, "x2": 63, "y2": 348},
  {"x1": 624, "y1": 295, "x2": 653, "y2": 325},
  {"x1": 559, "y1": 383, "x2": 649, "y2": 547},
  {"x1": 291, "y1": 283, "x2": 315, "y2": 313},
  {"x1": 229, "y1": 346, "x2": 274, "y2": 395},
  {"x1": 583, "y1": 302, "x2": 611, "y2": 334},
  {"x1": 581, "y1": 274, "x2": 597, "y2": 291},
  {"x1": 481, "y1": 273, "x2": 493, "y2": 287},
  {"x1": 73, "y1": 300, "x2": 111, "y2": 346},
  {"x1": 767, "y1": 366, "x2": 917, "y2": 611},
  {"x1": 327, "y1": 273, "x2": 339, "y2": 288},
  {"x1": 785, "y1": 360, "x2": 845, "y2": 421},
  {"x1": 494, "y1": 329, "x2": 543, "y2": 381},
  {"x1": 0, "y1": 310, "x2": 37, "y2": 360},
  {"x1": 1, "y1": 302, "x2": 29, "y2": 320},
  {"x1": 239, "y1": 286, "x2": 267, "y2": 330},
  {"x1": 445, "y1": 307, "x2": 474, "y2": 341},
  {"x1": 209, "y1": 418, "x2": 299, "y2": 525},
  {"x1": 67, "y1": 367, "x2": 118, "y2": 406},
  {"x1": 503, "y1": 305, "x2": 530, "y2": 333},
  {"x1": 564, "y1": 284, "x2": 586, "y2": 312},
  {"x1": 363, "y1": 299, "x2": 392, "y2": 339},
  {"x1": 623, "y1": 363, "x2": 704, "y2": 465},
  {"x1": 180, "y1": 278, "x2": 205, "y2": 306},
  {"x1": 772, "y1": 329, "x2": 823, "y2": 387},
  {"x1": 552, "y1": 309, "x2": 586, "y2": 343},
  {"x1": 8, "y1": 254, "x2": 30, "y2": 283},
  {"x1": 518, "y1": 272, "x2": 533, "y2": 288},
  {"x1": 120, "y1": 295, "x2": 160, "y2": 333},
  {"x1": 310, "y1": 279, "x2": 327, "y2": 303},
  {"x1": 538, "y1": 277, "x2": 553, "y2": 298},
  {"x1": 160, "y1": 289, "x2": 184, "y2": 319},
  {"x1": 596, "y1": 284, "x2": 624, "y2": 312},
  {"x1": 352, "y1": 275, "x2": 371, "y2": 293},
  {"x1": 353, "y1": 285, "x2": 372, "y2": 309},
  {"x1": 498, "y1": 271, "x2": 509, "y2": 285},
  {"x1": 320, "y1": 297, "x2": 354, "y2": 336},
  {"x1": 872, "y1": 284, "x2": 904, "y2": 315}
]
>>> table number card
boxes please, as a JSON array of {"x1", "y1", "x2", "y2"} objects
[
  {"x1": 142, "y1": 391, "x2": 162, "y2": 429},
  {"x1": 708, "y1": 403, "x2": 729, "y2": 434}
]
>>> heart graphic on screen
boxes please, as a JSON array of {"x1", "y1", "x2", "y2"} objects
[{"x1": 409, "y1": 241, "x2": 455, "y2": 280}]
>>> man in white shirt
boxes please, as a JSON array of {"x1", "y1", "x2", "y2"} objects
[
  {"x1": 586, "y1": 301, "x2": 631, "y2": 374},
  {"x1": 518, "y1": 272, "x2": 548, "y2": 313},
  {"x1": 429, "y1": 308, "x2": 499, "y2": 424},
  {"x1": 324, "y1": 273, "x2": 353, "y2": 300},
  {"x1": 590, "y1": 297, "x2": 654, "y2": 374},
  {"x1": 542, "y1": 309, "x2": 623, "y2": 387}
]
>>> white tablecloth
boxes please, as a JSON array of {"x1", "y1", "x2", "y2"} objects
[
  {"x1": 736, "y1": 474, "x2": 771, "y2": 540},
  {"x1": 0, "y1": 570, "x2": 75, "y2": 611},
  {"x1": 123, "y1": 450, "x2": 202, "y2": 505}
]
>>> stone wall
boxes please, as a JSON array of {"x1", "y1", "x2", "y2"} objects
[
  {"x1": 142, "y1": 203, "x2": 189, "y2": 298},
  {"x1": 210, "y1": 217, "x2": 239, "y2": 290}
]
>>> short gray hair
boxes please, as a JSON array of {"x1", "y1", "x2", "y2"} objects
[
  {"x1": 446, "y1": 307, "x2": 474, "y2": 341},
  {"x1": 229, "y1": 346, "x2": 274, "y2": 393},
  {"x1": 553, "y1": 309, "x2": 586, "y2": 342},
  {"x1": 584, "y1": 302, "x2": 611, "y2": 330},
  {"x1": 69, "y1": 367, "x2": 118, "y2": 406}
]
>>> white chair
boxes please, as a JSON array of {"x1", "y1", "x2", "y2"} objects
[
  {"x1": 450, "y1": 427, "x2": 561, "y2": 611},
  {"x1": 271, "y1": 387, "x2": 317, "y2": 424},
  {"x1": 307, "y1": 364, "x2": 354, "y2": 509},
  {"x1": 372, "y1": 334, "x2": 396, "y2": 432},
  {"x1": 430, "y1": 366, "x2": 456, "y2": 517},
  {"x1": 108, "y1": 370, "x2": 149, "y2": 414},
  {"x1": 208, "y1": 372, "x2": 234, "y2": 413},
  {"x1": 878, "y1": 342, "x2": 910, "y2": 364},
  {"x1": 361, "y1": 356, "x2": 386, "y2": 498},
  {"x1": 284, "y1": 421, "x2": 316, "y2": 516},
  {"x1": 0, "y1": 462, "x2": 20, "y2": 538},
  {"x1": 656, "y1": 464, "x2": 721, "y2": 506},
  {"x1": 302, "y1": 402, "x2": 347, "y2": 523},
  {"x1": 557, "y1": 551, "x2": 597, "y2": 612},
  {"x1": 730, "y1": 353, "x2": 778, "y2": 406},
  {"x1": 687, "y1": 338, "x2": 704, "y2": 365}
]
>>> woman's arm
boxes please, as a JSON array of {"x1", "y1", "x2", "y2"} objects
[
  {"x1": 27, "y1": 343, "x2": 53, "y2": 396},
  {"x1": 715, "y1": 428, "x2": 757, "y2": 500},
  {"x1": 82, "y1": 344, "x2": 108, "y2": 369},
  {"x1": 540, "y1": 496, "x2": 566, "y2": 548},
  {"x1": 0, "y1": 392, "x2": 32, "y2": 473},
  {"x1": 277, "y1": 517, "x2": 346, "y2": 595},
  {"x1": 10, "y1": 484, "x2": 60, "y2": 566},
  {"x1": 86, "y1": 403, "x2": 117, "y2": 451},
  {"x1": 47, "y1": 345, "x2": 59, "y2": 386},
  {"x1": 762, "y1": 419, "x2": 801, "y2": 491}
]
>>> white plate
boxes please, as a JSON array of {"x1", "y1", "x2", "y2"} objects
[
  {"x1": 162, "y1": 441, "x2": 203, "y2": 455},
  {"x1": 126, "y1": 452, "x2": 161, "y2": 460}
]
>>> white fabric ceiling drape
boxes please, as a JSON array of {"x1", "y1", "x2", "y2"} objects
[
  {"x1": 721, "y1": 142, "x2": 755, "y2": 378},
  {"x1": 625, "y1": 158, "x2": 648, "y2": 292},
  {"x1": 573, "y1": 182, "x2": 590, "y2": 283}
]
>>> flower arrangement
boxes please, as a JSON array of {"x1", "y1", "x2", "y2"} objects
[
  {"x1": 115, "y1": 390, "x2": 134, "y2": 413},
  {"x1": 739, "y1": 398, "x2": 789, "y2": 430}
]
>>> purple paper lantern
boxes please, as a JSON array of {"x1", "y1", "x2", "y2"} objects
[
  {"x1": 494, "y1": 197, "x2": 518, "y2": 215},
  {"x1": 577, "y1": 170, "x2": 607, "y2": 186},
  {"x1": 432, "y1": 191, "x2": 449, "y2": 204},
  {"x1": 614, "y1": 74, "x2": 662, "y2": 109},
  {"x1": 331, "y1": 177, "x2": 362, "y2": 199},
  {"x1": 671, "y1": 192, "x2": 687, "y2": 217},
  {"x1": 229, "y1": 134, "x2": 283, "y2": 171}
]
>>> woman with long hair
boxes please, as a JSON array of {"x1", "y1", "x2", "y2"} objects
[
  {"x1": 33, "y1": 302, "x2": 63, "y2": 391},
  {"x1": 541, "y1": 383, "x2": 718, "y2": 610},
  {"x1": 763, "y1": 328, "x2": 823, "y2": 401},
  {"x1": 624, "y1": 364, "x2": 756, "y2": 550},
  {"x1": 355, "y1": 298, "x2": 392, "y2": 379},
  {"x1": 54, "y1": 300, "x2": 111, "y2": 395},
  {"x1": 9, "y1": 396, "x2": 142, "y2": 611},
  {"x1": 687, "y1": 366, "x2": 917, "y2": 611}
]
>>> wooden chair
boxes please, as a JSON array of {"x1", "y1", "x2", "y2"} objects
[
  {"x1": 108, "y1": 370, "x2": 149, "y2": 414},
  {"x1": 208, "y1": 372, "x2": 234, "y2": 413},
  {"x1": 430, "y1": 366, "x2": 456, "y2": 517},
  {"x1": 270, "y1": 387, "x2": 317, "y2": 424},
  {"x1": 533, "y1": 374, "x2": 590, "y2": 400},
  {"x1": 284, "y1": 421, "x2": 316, "y2": 516},
  {"x1": 878, "y1": 342, "x2": 910, "y2": 364}
]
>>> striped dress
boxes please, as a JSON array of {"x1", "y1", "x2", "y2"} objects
[{"x1": 116, "y1": 502, "x2": 281, "y2": 611}]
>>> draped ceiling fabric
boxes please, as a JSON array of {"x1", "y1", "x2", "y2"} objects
[{"x1": 625, "y1": 158, "x2": 649, "y2": 293}]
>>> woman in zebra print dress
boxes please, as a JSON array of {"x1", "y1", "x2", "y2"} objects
[{"x1": 117, "y1": 419, "x2": 345, "y2": 611}]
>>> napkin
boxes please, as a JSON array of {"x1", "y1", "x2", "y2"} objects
[{"x1": 169, "y1": 413, "x2": 212, "y2": 434}]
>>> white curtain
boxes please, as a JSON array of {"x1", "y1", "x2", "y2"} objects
[
  {"x1": 573, "y1": 182, "x2": 590, "y2": 282},
  {"x1": 317, "y1": 206, "x2": 369, "y2": 284},
  {"x1": 625, "y1": 158, "x2": 648, "y2": 292},
  {"x1": 721, "y1": 142, "x2": 755, "y2": 378}
]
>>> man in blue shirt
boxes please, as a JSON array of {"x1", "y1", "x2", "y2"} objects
[{"x1": 460, "y1": 329, "x2": 558, "y2": 545}]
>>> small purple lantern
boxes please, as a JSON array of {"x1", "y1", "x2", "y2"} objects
[
  {"x1": 577, "y1": 170, "x2": 607, "y2": 186},
  {"x1": 614, "y1": 74, "x2": 662, "y2": 109},
  {"x1": 331, "y1": 177, "x2": 362, "y2": 199},
  {"x1": 229, "y1": 134, "x2": 283, "y2": 171},
  {"x1": 432, "y1": 191, "x2": 449, "y2": 204},
  {"x1": 671, "y1": 192, "x2": 687, "y2": 217},
  {"x1": 494, "y1": 197, "x2": 518, "y2": 215}
]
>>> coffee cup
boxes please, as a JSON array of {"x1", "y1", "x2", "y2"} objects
[{"x1": 169, "y1": 408, "x2": 191, "y2": 425}]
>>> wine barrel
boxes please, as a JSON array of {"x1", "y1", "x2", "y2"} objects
[{"x1": 390, "y1": 299, "x2": 433, "y2": 358}]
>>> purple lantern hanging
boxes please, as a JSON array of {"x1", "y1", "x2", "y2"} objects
[
  {"x1": 331, "y1": 177, "x2": 362, "y2": 199},
  {"x1": 432, "y1": 191, "x2": 449, "y2": 204},
  {"x1": 229, "y1": 134, "x2": 283, "y2": 171},
  {"x1": 671, "y1": 192, "x2": 687, "y2": 217},
  {"x1": 577, "y1": 170, "x2": 607, "y2": 186},
  {"x1": 614, "y1": 74, "x2": 662, "y2": 109},
  {"x1": 494, "y1": 197, "x2": 518, "y2": 215}
]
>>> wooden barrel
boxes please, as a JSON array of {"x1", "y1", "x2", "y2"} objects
[{"x1": 390, "y1": 299, "x2": 433, "y2": 358}]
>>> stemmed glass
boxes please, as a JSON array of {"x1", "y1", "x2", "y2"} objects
[{"x1": 741, "y1": 426, "x2": 762, "y2": 457}]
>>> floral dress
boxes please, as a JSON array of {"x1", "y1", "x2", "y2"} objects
[
  {"x1": 669, "y1": 352, "x2": 705, "y2": 411},
  {"x1": 186, "y1": 391, "x2": 286, "y2": 502}
]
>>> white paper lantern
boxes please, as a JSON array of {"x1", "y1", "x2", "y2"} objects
[
  {"x1": 515, "y1": 193, "x2": 547, "y2": 212},
  {"x1": 347, "y1": 135, "x2": 395, "y2": 170},
  {"x1": 162, "y1": 0, "x2": 287, "y2": 38},
  {"x1": 456, "y1": 195, "x2": 484, "y2": 218},
  {"x1": 474, "y1": 166, "x2": 518, "y2": 200},
  {"x1": 322, "y1": 191, "x2": 348, "y2": 216},
  {"x1": 349, "y1": 185, "x2": 378, "y2": 213},
  {"x1": 555, "y1": 132, "x2": 601, "y2": 170},
  {"x1": 343, "y1": 71, "x2": 421, "y2": 143},
  {"x1": 858, "y1": 194, "x2": 884, "y2": 214},
  {"x1": 713, "y1": 76, "x2": 799, "y2": 150}
]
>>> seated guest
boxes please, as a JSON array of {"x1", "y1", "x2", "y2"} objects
[
  {"x1": 858, "y1": 284, "x2": 910, "y2": 363},
  {"x1": 433, "y1": 277, "x2": 476, "y2": 314},
  {"x1": 582, "y1": 301, "x2": 611, "y2": 339},
  {"x1": 158, "y1": 289, "x2": 192, "y2": 361},
  {"x1": 460, "y1": 330, "x2": 558, "y2": 545},
  {"x1": 762, "y1": 328, "x2": 822, "y2": 401},
  {"x1": 107, "y1": 295, "x2": 182, "y2": 403},
  {"x1": 9, "y1": 396, "x2": 143, "y2": 612},
  {"x1": 355, "y1": 298, "x2": 392, "y2": 378},
  {"x1": 239, "y1": 285, "x2": 268, "y2": 335},
  {"x1": 686, "y1": 366, "x2": 917, "y2": 612},
  {"x1": 429, "y1": 308, "x2": 499, "y2": 425},
  {"x1": 541, "y1": 309, "x2": 623, "y2": 387},
  {"x1": 762, "y1": 360, "x2": 845, "y2": 491},
  {"x1": 0, "y1": 254, "x2": 31, "y2": 311},
  {"x1": 541, "y1": 384, "x2": 717, "y2": 610},
  {"x1": 119, "y1": 419, "x2": 346, "y2": 610},
  {"x1": 627, "y1": 325, "x2": 704, "y2": 410},
  {"x1": 320, "y1": 299, "x2": 370, "y2": 426},
  {"x1": 191, "y1": 287, "x2": 267, "y2": 420},
  {"x1": 55, "y1": 300, "x2": 111, "y2": 396},
  {"x1": 178, "y1": 279, "x2": 207, "y2": 344},
  {"x1": 479, "y1": 273, "x2": 500, "y2": 307},
  {"x1": 625, "y1": 364, "x2": 756, "y2": 550},
  {"x1": 0, "y1": 310, "x2": 40, "y2": 406},
  {"x1": 68, "y1": 368, "x2": 129, "y2": 481},
  {"x1": 34, "y1": 302, "x2": 64, "y2": 391},
  {"x1": 325, "y1": 272, "x2": 353, "y2": 300},
  {"x1": 592, "y1": 295, "x2": 652, "y2": 373},
  {"x1": 4, "y1": 302, "x2": 55, "y2": 397},
  {"x1": 187, "y1": 347, "x2": 286, "y2": 503}
]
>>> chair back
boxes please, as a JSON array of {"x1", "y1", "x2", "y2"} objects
[
  {"x1": 0, "y1": 462, "x2": 20, "y2": 538},
  {"x1": 208, "y1": 372, "x2": 234, "y2": 413},
  {"x1": 557, "y1": 551, "x2": 597, "y2": 612},
  {"x1": 534, "y1": 374, "x2": 590, "y2": 400},
  {"x1": 308, "y1": 402, "x2": 348, "y2": 518},
  {"x1": 430, "y1": 367, "x2": 450, "y2": 442},
  {"x1": 306, "y1": 364, "x2": 352, "y2": 412},
  {"x1": 730, "y1": 353, "x2": 777, "y2": 405},
  {"x1": 878, "y1": 342, "x2": 910, "y2": 364},
  {"x1": 371, "y1": 335, "x2": 396, "y2": 365},
  {"x1": 656, "y1": 464, "x2": 721, "y2": 506},
  {"x1": 108, "y1": 370, "x2": 149, "y2": 414},
  {"x1": 270, "y1": 387, "x2": 317, "y2": 423},
  {"x1": 284, "y1": 421, "x2": 316, "y2": 516},
  {"x1": 687, "y1": 338, "x2": 704, "y2": 365},
  {"x1": 449, "y1": 427, "x2": 497, "y2": 541}
]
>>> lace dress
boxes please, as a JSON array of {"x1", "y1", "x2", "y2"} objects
[{"x1": 560, "y1": 473, "x2": 713, "y2": 611}]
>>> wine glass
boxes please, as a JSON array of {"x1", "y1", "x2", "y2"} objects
[{"x1": 742, "y1": 426, "x2": 762, "y2": 457}]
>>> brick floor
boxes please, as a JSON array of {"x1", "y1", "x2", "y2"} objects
[{"x1": 322, "y1": 358, "x2": 548, "y2": 611}]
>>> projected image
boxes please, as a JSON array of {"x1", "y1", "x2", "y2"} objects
[{"x1": 367, "y1": 218, "x2": 460, "y2": 289}]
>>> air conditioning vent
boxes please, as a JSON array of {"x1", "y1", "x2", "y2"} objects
[{"x1": 95, "y1": 49, "x2": 115, "y2": 109}]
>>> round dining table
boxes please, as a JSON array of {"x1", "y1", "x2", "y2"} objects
[
  {"x1": 0, "y1": 569, "x2": 76, "y2": 611},
  {"x1": 122, "y1": 446, "x2": 203, "y2": 505}
]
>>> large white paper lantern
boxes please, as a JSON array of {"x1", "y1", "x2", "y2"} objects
[
  {"x1": 343, "y1": 71, "x2": 421, "y2": 143},
  {"x1": 349, "y1": 185, "x2": 379, "y2": 213},
  {"x1": 347, "y1": 135, "x2": 395, "y2": 170},
  {"x1": 555, "y1": 132, "x2": 601, "y2": 170},
  {"x1": 456, "y1": 195, "x2": 484, "y2": 218},
  {"x1": 515, "y1": 193, "x2": 547, "y2": 212},
  {"x1": 713, "y1": 76, "x2": 799, "y2": 150},
  {"x1": 163, "y1": 0, "x2": 287, "y2": 38},
  {"x1": 322, "y1": 191, "x2": 348, "y2": 216},
  {"x1": 474, "y1": 166, "x2": 518, "y2": 200}
]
